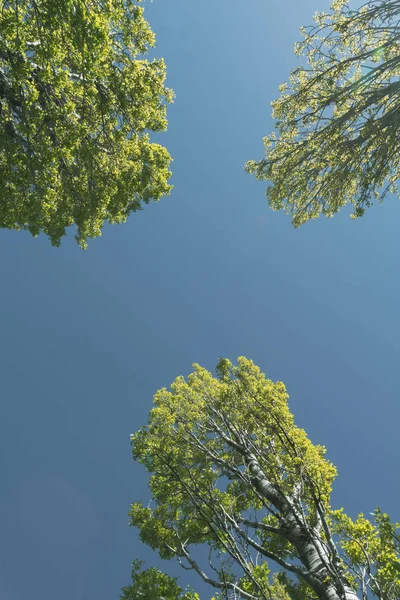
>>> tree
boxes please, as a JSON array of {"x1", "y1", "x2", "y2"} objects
[
  {"x1": 246, "y1": 0, "x2": 400, "y2": 226},
  {"x1": 0, "y1": 0, "x2": 173, "y2": 248},
  {"x1": 125, "y1": 357, "x2": 400, "y2": 600}
]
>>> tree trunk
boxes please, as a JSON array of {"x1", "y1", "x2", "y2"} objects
[
  {"x1": 292, "y1": 533, "x2": 359, "y2": 600},
  {"x1": 245, "y1": 451, "x2": 360, "y2": 600}
]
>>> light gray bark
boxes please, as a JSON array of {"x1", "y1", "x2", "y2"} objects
[{"x1": 243, "y1": 449, "x2": 359, "y2": 600}]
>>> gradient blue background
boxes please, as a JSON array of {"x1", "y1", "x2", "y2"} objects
[{"x1": 1, "y1": 1, "x2": 399, "y2": 598}]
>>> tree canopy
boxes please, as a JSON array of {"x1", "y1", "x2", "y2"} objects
[
  {"x1": 246, "y1": 0, "x2": 400, "y2": 226},
  {"x1": 0, "y1": 0, "x2": 173, "y2": 248},
  {"x1": 125, "y1": 357, "x2": 400, "y2": 600}
]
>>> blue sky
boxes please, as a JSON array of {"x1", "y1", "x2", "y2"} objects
[{"x1": 1, "y1": 1, "x2": 399, "y2": 599}]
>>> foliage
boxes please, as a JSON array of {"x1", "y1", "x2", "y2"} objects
[
  {"x1": 332, "y1": 507, "x2": 400, "y2": 599},
  {"x1": 120, "y1": 560, "x2": 199, "y2": 600},
  {"x1": 126, "y1": 357, "x2": 400, "y2": 600},
  {"x1": 246, "y1": 0, "x2": 400, "y2": 226},
  {"x1": 0, "y1": 0, "x2": 173, "y2": 247}
]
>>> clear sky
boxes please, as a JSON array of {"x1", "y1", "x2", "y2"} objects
[{"x1": 1, "y1": 1, "x2": 399, "y2": 599}]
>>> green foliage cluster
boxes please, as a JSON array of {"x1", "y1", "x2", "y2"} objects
[
  {"x1": 332, "y1": 507, "x2": 400, "y2": 599},
  {"x1": 0, "y1": 0, "x2": 173, "y2": 247},
  {"x1": 120, "y1": 560, "x2": 199, "y2": 600},
  {"x1": 246, "y1": 0, "x2": 400, "y2": 225}
]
